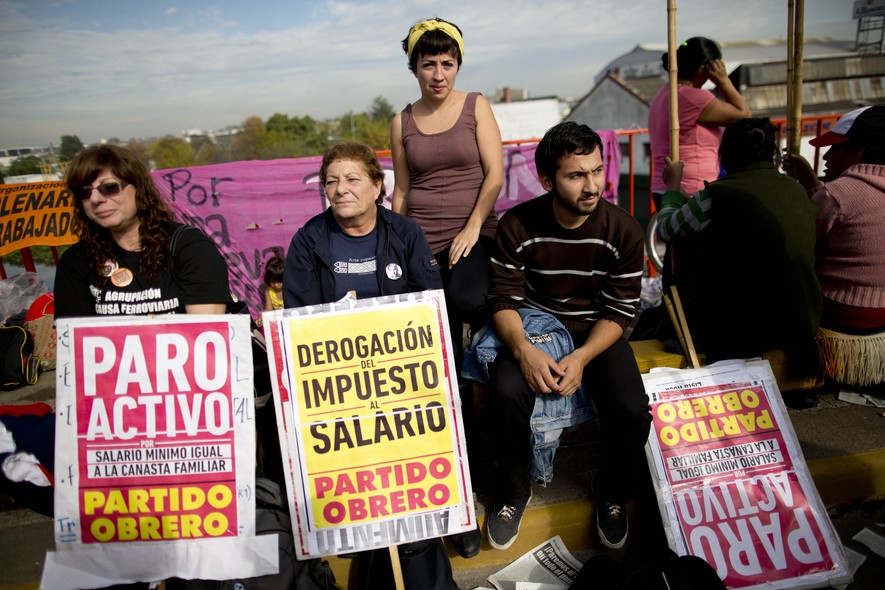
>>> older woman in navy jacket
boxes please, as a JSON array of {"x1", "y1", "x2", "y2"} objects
[{"x1": 284, "y1": 142, "x2": 441, "y2": 307}]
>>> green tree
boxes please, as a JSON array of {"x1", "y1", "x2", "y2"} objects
[
  {"x1": 5, "y1": 155, "x2": 43, "y2": 177},
  {"x1": 265, "y1": 113, "x2": 293, "y2": 136},
  {"x1": 229, "y1": 116, "x2": 266, "y2": 161},
  {"x1": 255, "y1": 129, "x2": 297, "y2": 160},
  {"x1": 336, "y1": 111, "x2": 390, "y2": 150},
  {"x1": 194, "y1": 142, "x2": 227, "y2": 165},
  {"x1": 369, "y1": 96, "x2": 396, "y2": 123},
  {"x1": 148, "y1": 137, "x2": 194, "y2": 170},
  {"x1": 59, "y1": 135, "x2": 85, "y2": 162},
  {"x1": 359, "y1": 118, "x2": 392, "y2": 150},
  {"x1": 293, "y1": 116, "x2": 332, "y2": 155},
  {"x1": 124, "y1": 140, "x2": 151, "y2": 167},
  {"x1": 264, "y1": 113, "x2": 330, "y2": 156}
]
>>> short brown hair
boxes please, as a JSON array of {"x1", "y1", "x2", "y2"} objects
[{"x1": 319, "y1": 142, "x2": 386, "y2": 204}]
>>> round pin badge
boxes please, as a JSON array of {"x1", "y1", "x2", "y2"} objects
[
  {"x1": 386, "y1": 263, "x2": 403, "y2": 280},
  {"x1": 110, "y1": 267, "x2": 133, "y2": 287},
  {"x1": 101, "y1": 259, "x2": 119, "y2": 277}
]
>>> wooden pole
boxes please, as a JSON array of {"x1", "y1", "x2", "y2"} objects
[
  {"x1": 665, "y1": 0, "x2": 680, "y2": 281},
  {"x1": 669, "y1": 286, "x2": 700, "y2": 369},
  {"x1": 662, "y1": 294, "x2": 689, "y2": 362},
  {"x1": 667, "y1": 0, "x2": 680, "y2": 161},
  {"x1": 790, "y1": 0, "x2": 805, "y2": 156},
  {"x1": 786, "y1": 0, "x2": 795, "y2": 155},
  {"x1": 389, "y1": 546, "x2": 406, "y2": 590}
]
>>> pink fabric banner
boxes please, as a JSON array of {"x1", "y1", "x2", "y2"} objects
[{"x1": 150, "y1": 133, "x2": 621, "y2": 318}]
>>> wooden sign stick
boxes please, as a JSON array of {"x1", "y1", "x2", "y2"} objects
[
  {"x1": 669, "y1": 286, "x2": 700, "y2": 369},
  {"x1": 389, "y1": 545, "x2": 406, "y2": 590},
  {"x1": 662, "y1": 293, "x2": 689, "y2": 364}
]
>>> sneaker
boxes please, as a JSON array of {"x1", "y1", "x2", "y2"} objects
[
  {"x1": 487, "y1": 491, "x2": 532, "y2": 551},
  {"x1": 596, "y1": 500, "x2": 628, "y2": 549},
  {"x1": 449, "y1": 527, "x2": 482, "y2": 558}
]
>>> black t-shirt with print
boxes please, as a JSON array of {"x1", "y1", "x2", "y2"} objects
[{"x1": 54, "y1": 223, "x2": 230, "y2": 318}]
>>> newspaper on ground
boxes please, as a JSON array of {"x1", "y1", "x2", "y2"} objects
[
  {"x1": 853, "y1": 527, "x2": 885, "y2": 558},
  {"x1": 487, "y1": 535, "x2": 582, "y2": 590},
  {"x1": 835, "y1": 545, "x2": 867, "y2": 590},
  {"x1": 836, "y1": 390, "x2": 885, "y2": 408}
]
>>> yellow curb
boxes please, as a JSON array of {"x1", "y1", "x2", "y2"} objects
[
  {"x1": 808, "y1": 449, "x2": 885, "y2": 506},
  {"x1": 449, "y1": 499, "x2": 597, "y2": 570}
]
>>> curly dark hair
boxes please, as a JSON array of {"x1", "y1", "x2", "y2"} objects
[{"x1": 65, "y1": 144, "x2": 176, "y2": 283}]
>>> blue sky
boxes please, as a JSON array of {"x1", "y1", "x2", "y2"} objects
[{"x1": 0, "y1": 0, "x2": 857, "y2": 147}]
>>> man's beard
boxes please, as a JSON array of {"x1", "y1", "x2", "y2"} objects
[{"x1": 552, "y1": 187, "x2": 599, "y2": 215}]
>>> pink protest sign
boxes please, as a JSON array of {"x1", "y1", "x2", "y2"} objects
[
  {"x1": 642, "y1": 360, "x2": 850, "y2": 590},
  {"x1": 46, "y1": 315, "x2": 277, "y2": 588}
]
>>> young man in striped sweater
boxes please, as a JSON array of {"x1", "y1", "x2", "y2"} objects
[{"x1": 484, "y1": 122, "x2": 652, "y2": 551}]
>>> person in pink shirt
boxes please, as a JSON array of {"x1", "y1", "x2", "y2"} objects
[
  {"x1": 648, "y1": 37, "x2": 751, "y2": 209},
  {"x1": 784, "y1": 106, "x2": 885, "y2": 333}
]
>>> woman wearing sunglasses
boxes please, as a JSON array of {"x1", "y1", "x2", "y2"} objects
[{"x1": 54, "y1": 144, "x2": 230, "y2": 318}]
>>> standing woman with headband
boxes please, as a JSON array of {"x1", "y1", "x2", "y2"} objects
[
  {"x1": 390, "y1": 16, "x2": 503, "y2": 561},
  {"x1": 391, "y1": 17, "x2": 504, "y2": 367}
]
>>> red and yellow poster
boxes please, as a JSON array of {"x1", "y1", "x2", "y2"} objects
[
  {"x1": 44, "y1": 315, "x2": 277, "y2": 589},
  {"x1": 643, "y1": 360, "x2": 850, "y2": 590},
  {"x1": 0, "y1": 181, "x2": 76, "y2": 256},
  {"x1": 264, "y1": 290, "x2": 476, "y2": 558}
]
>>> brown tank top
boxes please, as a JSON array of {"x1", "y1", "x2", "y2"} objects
[{"x1": 401, "y1": 92, "x2": 497, "y2": 253}]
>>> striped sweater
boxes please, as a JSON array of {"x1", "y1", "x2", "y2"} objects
[{"x1": 489, "y1": 194, "x2": 645, "y2": 332}]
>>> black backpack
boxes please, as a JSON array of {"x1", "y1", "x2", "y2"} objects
[
  {"x1": 166, "y1": 477, "x2": 337, "y2": 590},
  {"x1": 0, "y1": 323, "x2": 39, "y2": 390}
]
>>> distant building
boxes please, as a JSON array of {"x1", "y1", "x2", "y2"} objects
[
  {"x1": 181, "y1": 126, "x2": 240, "y2": 161},
  {"x1": 489, "y1": 87, "x2": 572, "y2": 142},
  {"x1": 0, "y1": 146, "x2": 53, "y2": 171},
  {"x1": 567, "y1": 38, "x2": 885, "y2": 176},
  {"x1": 3, "y1": 173, "x2": 61, "y2": 184}
]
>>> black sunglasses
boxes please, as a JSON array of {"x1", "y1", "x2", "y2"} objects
[{"x1": 75, "y1": 181, "x2": 129, "y2": 200}]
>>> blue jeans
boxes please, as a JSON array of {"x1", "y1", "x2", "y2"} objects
[{"x1": 486, "y1": 334, "x2": 652, "y2": 504}]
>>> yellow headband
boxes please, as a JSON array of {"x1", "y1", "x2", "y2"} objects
[{"x1": 406, "y1": 19, "x2": 464, "y2": 62}]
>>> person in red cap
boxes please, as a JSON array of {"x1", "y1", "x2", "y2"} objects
[{"x1": 784, "y1": 105, "x2": 885, "y2": 333}]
